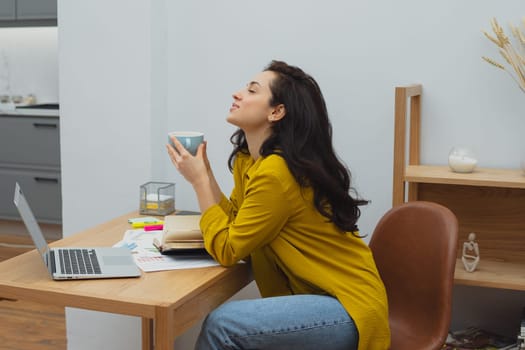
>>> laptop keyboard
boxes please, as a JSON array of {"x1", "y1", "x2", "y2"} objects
[{"x1": 58, "y1": 249, "x2": 102, "y2": 275}]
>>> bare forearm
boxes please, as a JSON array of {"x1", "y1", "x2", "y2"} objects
[
  {"x1": 208, "y1": 172, "x2": 224, "y2": 203},
  {"x1": 192, "y1": 176, "x2": 221, "y2": 213}
]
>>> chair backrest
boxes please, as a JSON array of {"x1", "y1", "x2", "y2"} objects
[{"x1": 369, "y1": 201, "x2": 458, "y2": 350}]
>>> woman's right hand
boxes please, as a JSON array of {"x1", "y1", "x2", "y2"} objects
[
  {"x1": 167, "y1": 137, "x2": 224, "y2": 212},
  {"x1": 166, "y1": 136, "x2": 209, "y2": 188}
]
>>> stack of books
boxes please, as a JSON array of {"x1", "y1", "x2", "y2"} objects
[{"x1": 152, "y1": 214, "x2": 207, "y2": 256}]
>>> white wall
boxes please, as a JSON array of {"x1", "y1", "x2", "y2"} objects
[
  {"x1": 0, "y1": 27, "x2": 58, "y2": 103},
  {"x1": 58, "y1": 0, "x2": 151, "y2": 348},
  {"x1": 58, "y1": 0, "x2": 525, "y2": 349}
]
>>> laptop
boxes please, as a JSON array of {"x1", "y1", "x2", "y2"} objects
[{"x1": 13, "y1": 182, "x2": 141, "y2": 280}]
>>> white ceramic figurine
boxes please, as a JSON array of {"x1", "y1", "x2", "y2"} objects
[{"x1": 462, "y1": 232, "x2": 480, "y2": 273}]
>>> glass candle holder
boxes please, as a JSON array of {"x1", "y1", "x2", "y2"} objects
[
  {"x1": 139, "y1": 182, "x2": 175, "y2": 215},
  {"x1": 448, "y1": 147, "x2": 477, "y2": 173}
]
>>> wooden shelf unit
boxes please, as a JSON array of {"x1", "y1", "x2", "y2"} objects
[{"x1": 393, "y1": 85, "x2": 525, "y2": 291}]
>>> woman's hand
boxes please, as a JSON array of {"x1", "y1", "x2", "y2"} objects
[
  {"x1": 166, "y1": 136, "x2": 209, "y2": 187},
  {"x1": 167, "y1": 137, "x2": 224, "y2": 212}
]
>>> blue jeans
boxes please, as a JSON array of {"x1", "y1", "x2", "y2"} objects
[{"x1": 195, "y1": 294, "x2": 359, "y2": 350}]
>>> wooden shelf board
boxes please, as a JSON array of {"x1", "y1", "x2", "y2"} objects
[
  {"x1": 454, "y1": 259, "x2": 525, "y2": 291},
  {"x1": 405, "y1": 165, "x2": 525, "y2": 189}
]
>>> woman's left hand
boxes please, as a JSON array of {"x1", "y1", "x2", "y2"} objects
[{"x1": 166, "y1": 136, "x2": 209, "y2": 187}]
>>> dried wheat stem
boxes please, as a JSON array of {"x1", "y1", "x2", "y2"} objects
[
  {"x1": 483, "y1": 31, "x2": 503, "y2": 47},
  {"x1": 483, "y1": 17, "x2": 525, "y2": 93},
  {"x1": 482, "y1": 56, "x2": 505, "y2": 69}
]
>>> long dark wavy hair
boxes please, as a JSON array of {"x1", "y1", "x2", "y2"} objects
[{"x1": 228, "y1": 60, "x2": 368, "y2": 233}]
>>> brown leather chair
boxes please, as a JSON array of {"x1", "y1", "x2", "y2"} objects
[{"x1": 369, "y1": 201, "x2": 458, "y2": 350}]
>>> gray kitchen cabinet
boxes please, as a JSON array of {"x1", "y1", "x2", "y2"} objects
[
  {"x1": 0, "y1": 1, "x2": 16, "y2": 20},
  {"x1": 0, "y1": 114, "x2": 61, "y2": 224},
  {"x1": 0, "y1": 0, "x2": 56, "y2": 27},
  {"x1": 0, "y1": 116, "x2": 60, "y2": 168},
  {"x1": 0, "y1": 167, "x2": 60, "y2": 222},
  {"x1": 16, "y1": 0, "x2": 56, "y2": 20}
]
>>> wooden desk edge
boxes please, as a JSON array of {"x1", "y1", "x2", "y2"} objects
[{"x1": 0, "y1": 282, "x2": 158, "y2": 318}]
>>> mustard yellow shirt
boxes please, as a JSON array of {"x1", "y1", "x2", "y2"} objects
[{"x1": 200, "y1": 153, "x2": 390, "y2": 350}]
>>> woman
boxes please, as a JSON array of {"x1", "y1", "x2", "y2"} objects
[{"x1": 167, "y1": 60, "x2": 390, "y2": 350}]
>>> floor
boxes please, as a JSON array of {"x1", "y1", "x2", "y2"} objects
[{"x1": 0, "y1": 220, "x2": 66, "y2": 350}]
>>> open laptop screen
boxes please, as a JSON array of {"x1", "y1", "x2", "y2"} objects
[{"x1": 13, "y1": 182, "x2": 51, "y2": 269}]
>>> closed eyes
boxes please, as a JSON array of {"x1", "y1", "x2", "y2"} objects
[{"x1": 247, "y1": 81, "x2": 261, "y2": 93}]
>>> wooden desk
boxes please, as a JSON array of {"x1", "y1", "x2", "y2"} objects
[{"x1": 0, "y1": 212, "x2": 253, "y2": 350}]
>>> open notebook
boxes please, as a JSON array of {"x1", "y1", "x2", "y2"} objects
[{"x1": 13, "y1": 182, "x2": 141, "y2": 280}]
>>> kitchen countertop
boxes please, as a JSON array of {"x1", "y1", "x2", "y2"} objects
[{"x1": 0, "y1": 103, "x2": 59, "y2": 117}]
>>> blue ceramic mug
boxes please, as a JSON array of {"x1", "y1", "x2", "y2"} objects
[{"x1": 168, "y1": 131, "x2": 204, "y2": 155}]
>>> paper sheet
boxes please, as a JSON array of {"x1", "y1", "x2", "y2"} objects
[{"x1": 114, "y1": 229, "x2": 219, "y2": 272}]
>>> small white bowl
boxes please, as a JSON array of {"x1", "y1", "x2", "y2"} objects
[{"x1": 448, "y1": 147, "x2": 477, "y2": 173}]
